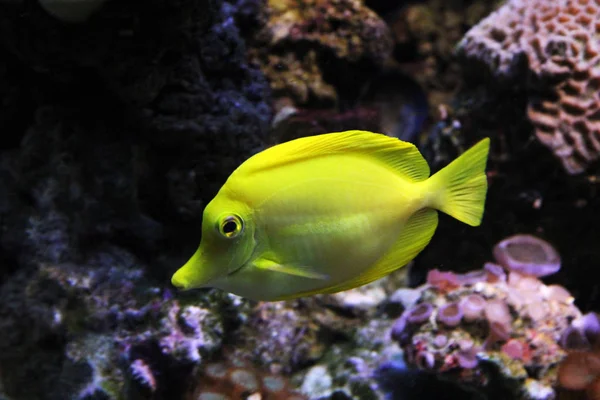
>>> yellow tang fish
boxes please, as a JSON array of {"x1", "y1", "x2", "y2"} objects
[{"x1": 172, "y1": 130, "x2": 490, "y2": 301}]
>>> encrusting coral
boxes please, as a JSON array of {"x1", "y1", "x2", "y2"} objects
[
  {"x1": 457, "y1": 0, "x2": 600, "y2": 174},
  {"x1": 391, "y1": 234, "x2": 582, "y2": 399}
]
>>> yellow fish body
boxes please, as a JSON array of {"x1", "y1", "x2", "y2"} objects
[{"x1": 172, "y1": 130, "x2": 490, "y2": 301}]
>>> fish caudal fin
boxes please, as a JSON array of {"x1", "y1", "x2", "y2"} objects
[{"x1": 427, "y1": 138, "x2": 490, "y2": 226}]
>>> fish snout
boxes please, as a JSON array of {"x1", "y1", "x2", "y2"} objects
[
  {"x1": 171, "y1": 269, "x2": 191, "y2": 290},
  {"x1": 171, "y1": 248, "x2": 221, "y2": 290}
]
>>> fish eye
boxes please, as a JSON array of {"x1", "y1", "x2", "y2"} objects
[{"x1": 218, "y1": 215, "x2": 243, "y2": 239}]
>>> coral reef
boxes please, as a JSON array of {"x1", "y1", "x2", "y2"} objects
[
  {"x1": 222, "y1": 278, "x2": 407, "y2": 399},
  {"x1": 270, "y1": 69, "x2": 429, "y2": 145},
  {"x1": 295, "y1": 313, "x2": 397, "y2": 400},
  {"x1": 0, "y1": 0, "x2": 273, "y2": 249},
  {"x1": 271, "y1": 106, "x2": 381, "y2": 143},
  {"x1": 234, "y1": 295, "x2": 363, "y2": 374},
  {"x1": 457, "y1": 0, "x2": 600, "y2": 174},
  {"x1": 0, "y1": 0, "x2": 271, "y2": 398},
  {"x1": 2, "y1": 0, "x2": 600, "y2": 400},
  {"x1": 380, "y1": 0, "x2": 500, "y2": 121},
  {"x1": 186, "y1": 352, "x2": 307, "y2": 400},
  {"x1": 391, "y1": 234, "x2": 581, "y2": 399},
  {"x1": 248, "y1": 0, "x2": 394, "y2": 107},
  {"x1": 0, "y1": 247, "x2": 232, "y2": 399}
]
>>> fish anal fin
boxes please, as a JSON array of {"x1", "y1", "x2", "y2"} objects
[
  {"x1": 272, "y1": 208, "x2": 438, "y2": 300},
  {"x1": 242, "y1": 130, "x2": 430, "y2": 182},
  {"x1": 254, "y1": 257, "x2": 329, "y2": 280}
]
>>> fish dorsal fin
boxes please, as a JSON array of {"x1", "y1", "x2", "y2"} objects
[{"x1": 241, "y1": 130, "x2": 430, "y2": 181}]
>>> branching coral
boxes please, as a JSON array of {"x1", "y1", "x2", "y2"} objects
[{"x1": 457, "y1": 0, "x2": 600, "y2": 174}]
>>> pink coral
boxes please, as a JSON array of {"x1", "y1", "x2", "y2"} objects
[
  {"x1": 457, "y1": 0, "x2": 600, "y2": 174},
  {"x1": 426, "y1": 269, "x2": 461, "y2": 291},
  {"x1": 502, "y1": 339, "x2": 532, "y2": 362}
]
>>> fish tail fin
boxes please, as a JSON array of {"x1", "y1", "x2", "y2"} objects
[{"x1": 426, "y1": 138, "x2": 490, "y2": 226}]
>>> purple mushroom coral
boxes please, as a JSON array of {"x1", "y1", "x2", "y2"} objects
[{"x1": 493, "y1": 234, "x2": 560, "y2": 277}]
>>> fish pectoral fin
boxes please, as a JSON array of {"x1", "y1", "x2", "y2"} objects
[{"x1": 253, "y1": 257, "x2": 329, "y2": 280}]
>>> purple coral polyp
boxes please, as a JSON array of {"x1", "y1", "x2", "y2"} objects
[
  {"x1": 427, "y1": 269, "x2": 460, "y2": 290},
  {"x1": 560, "y1": 325, "x2": 590, "y2": 350},
  {"x1": 568, "y1": 312, "x2": 600, "y2": 349},
  {"x1": 493, "y1": 234, "x2": 561, "y2": 277},
  {"x1": 456, "y1": 270, "x2": 488, "y2": 285},
  {"x1": 415, "y1": 351, "x2": 436, "y2": 370},
  {"x1": 437, "y1": 302, "x2": 463, "y2": 327},
  {"x1": 460, "y1": 294, "x2": 486, "y2": 322},
  {"x1": 406, "y1": 303, "x2": 433, "y2": 324},
  {"x1": 484, "y1": 300, "x2": 512, "y2": 331},
  {"x1": 485, "y1": 321, "x2": 511, "y2": 348},
  {"x1": 456, "y1": 349, "x2": 479, "y2": 369},
  {"x1": 484, "y1": 262, "x2": 506, "y2": 282}
]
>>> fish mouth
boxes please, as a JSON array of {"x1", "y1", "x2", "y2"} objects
[
  {"x1": 171, "y1": 270, "x2": 191, "y2": 290},
  {"x1": 172, "y1": 264, "x2": 220, "y2": 290},
  {"x1": 171, "y1": 247, "x2": 221, "y2": 290}
]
